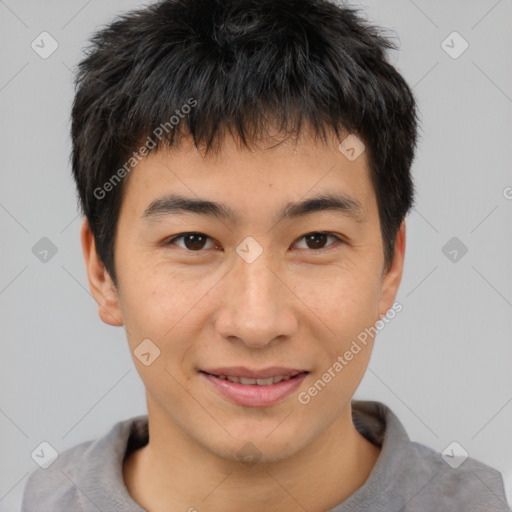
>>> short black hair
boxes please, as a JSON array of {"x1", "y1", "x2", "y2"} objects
[{"x1": 71, "y1": 0, "x2": 418, "y2": 284}]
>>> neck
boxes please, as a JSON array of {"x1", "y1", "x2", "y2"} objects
[{"x1": 123, "y1": 402, "x2": 381, "y2": 512}]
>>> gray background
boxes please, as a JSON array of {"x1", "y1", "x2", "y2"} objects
[{"x1": 1, "y1": 0, "x2": 511, "y2": 510}]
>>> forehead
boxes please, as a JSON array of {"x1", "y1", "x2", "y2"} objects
[{"x1": 119, "y1": 130, "x2": 377, "y2": 224}]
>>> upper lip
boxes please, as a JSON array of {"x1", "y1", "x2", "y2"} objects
[{"x1": 201, "y1": 367, "x2": 308, "y2": 379}]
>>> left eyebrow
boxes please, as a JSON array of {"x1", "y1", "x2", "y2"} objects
[
  {"x1": 140, "y1": 192, "x2": 366, "y2": 224},
  {"x1": 279, "y1": 192, "x2": 366, "y2": 223}
]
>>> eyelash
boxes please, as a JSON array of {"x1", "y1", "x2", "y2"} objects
[{"x1": 165, "y1": 232, "x2": 345, "y2": 253}]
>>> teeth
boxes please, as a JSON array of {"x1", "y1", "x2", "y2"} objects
[
  {"x1": 273, "y1": 375, "x2": 292, "y2": 384},
  {"x1": 239, "y1": 377, "x2": 257, "y2": 385},
  {"x1": 214, "y1": 374, "x2": 297, "y2": 385},
  {"x1": 256, "y1": 377, "x2": 274, "y2": 385}
]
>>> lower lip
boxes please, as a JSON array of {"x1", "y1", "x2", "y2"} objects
[{"x1": 201, "y1": 372, "x2": 308, "y2": 407}]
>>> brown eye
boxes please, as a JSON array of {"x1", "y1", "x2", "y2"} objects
[
  {"x1": 168, "y1": 233, "x2": 215, "y2": 251},
  {"x1": 293, "y1": 232, "x2": 342, "y2": 251},
  {"x1": 305, "y1": 233, "x2": 328, "y2": 249}
]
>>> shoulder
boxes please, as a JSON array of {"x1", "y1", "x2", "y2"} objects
[
  {"x1": 350, "y1": 401, "x2": 511, "y2": 511},
  {"x1": 21, "y1": 416, "x2": 148, "y2": 512},
  {"x1": 21, "y1": 438, "x2": 95, "y2": 512},
  {"x1": 407, "y1": 440, "x2": 510, "y2": 511}
]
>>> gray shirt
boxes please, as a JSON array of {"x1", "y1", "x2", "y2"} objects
[{"x1": 21, "y1": 400, "x2": 511, "y2": 511}]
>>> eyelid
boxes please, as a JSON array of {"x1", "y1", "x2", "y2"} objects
[
  {"x1": 167, "y1": 233, "x2": 218, "y2": 251},
  {"x1": 166, "y1": 231, "x2": 346, "y2": 252},
  {"x1": 291, "y1": 232, "x2": 345, "y2": 251}
]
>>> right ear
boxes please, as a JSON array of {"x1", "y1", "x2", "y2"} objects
[{"x1": 80, "y1": 219, "x2": 124, "y2": 327}]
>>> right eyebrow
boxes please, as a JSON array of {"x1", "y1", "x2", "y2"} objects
[{"x1": 141, "y1": 194, "x2": 236, "y2": 222}]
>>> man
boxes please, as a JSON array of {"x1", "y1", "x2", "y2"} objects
[{"x1": 21, "y1": 0, "x2": 510, "y2": 510}]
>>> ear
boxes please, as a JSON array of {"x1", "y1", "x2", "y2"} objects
[
  {"x1": 377, "y1": 221, "x2": 406, "y2": 318},
  {"x1": 80, "y1": 219, "x2": 124, "y2": 327}
]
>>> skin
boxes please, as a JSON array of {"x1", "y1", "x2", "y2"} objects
[{"x1": 82, "y1": 127, "x2": 406, "y2": 512}]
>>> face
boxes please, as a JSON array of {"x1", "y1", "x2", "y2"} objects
[{"x1": 83, "y1": 128, "x2": 404, "y2": 464}]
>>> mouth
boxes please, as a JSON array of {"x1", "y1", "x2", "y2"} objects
[
  {"x1": 201, "y1": 371, "x2": 304, "y2": 385},
  {"x1": 199, "y1": 368, "x2": 309, "y2": 407}
]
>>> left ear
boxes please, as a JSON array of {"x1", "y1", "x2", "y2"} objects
[{"x1": 377, "y1": 220, "x2": 406, "y2": 318}]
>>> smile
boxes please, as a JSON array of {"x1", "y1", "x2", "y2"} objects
[
  {"x1": 200, "y1": 369, "x2": 309, "y2": 407},
  {"x1": 204, "y1": 373, "x2": 299, "y2": 385}
]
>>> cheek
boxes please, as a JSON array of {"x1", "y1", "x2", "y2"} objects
[
  {"x1": 296, "y1": 274, "x2": 380, "y2": 412},
  {"x1": 117, "y1": 262, "x2": 222, "y2": 363},
  {"x1": 118, "y1": 258, "x2": 186, "y2": 320},
  {"x1": 291, "y1": 263, "x2": 382, "y2": 336},
  {"x1": 116, "y1": 272, "x2": 198, "y2": 401}
]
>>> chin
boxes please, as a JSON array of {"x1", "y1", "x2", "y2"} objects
[{"x1": 202, "y1": 422, "x2": 316, "y2": 467}]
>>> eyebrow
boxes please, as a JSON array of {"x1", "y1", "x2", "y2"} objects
[{"x1": 141, "y1": 192, "x2": 366, "y2": 224}]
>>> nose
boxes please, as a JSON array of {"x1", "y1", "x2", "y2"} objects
[{"x1": 214, "y1": 248, "x2": 298, "y2": 349}]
